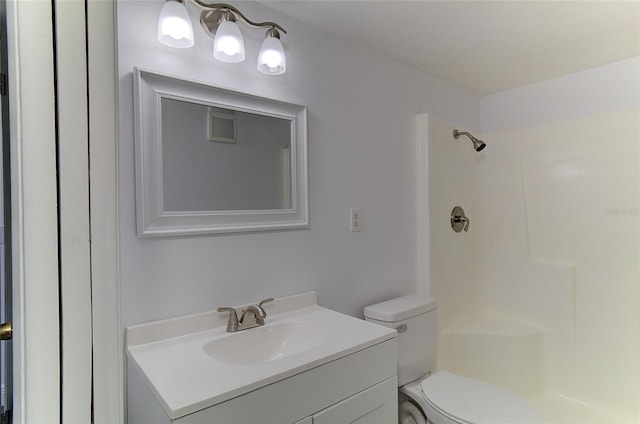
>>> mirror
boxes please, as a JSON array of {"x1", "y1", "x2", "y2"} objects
[{"x1": 134, "y1": 68, "x2": 308, "y2": 237}]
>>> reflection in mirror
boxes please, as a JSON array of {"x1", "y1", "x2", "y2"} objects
[{"x1": 161, "y1": 99, "x2": 292, "y2": 211}]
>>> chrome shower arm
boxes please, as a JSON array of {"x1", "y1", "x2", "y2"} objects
[{"x1": 453, "y1": 130, "x2": 472, "y2": 140}]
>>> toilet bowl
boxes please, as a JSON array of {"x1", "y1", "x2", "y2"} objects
[{"x1": 364, "y1": 295, "x2": 541, "y2": 424}]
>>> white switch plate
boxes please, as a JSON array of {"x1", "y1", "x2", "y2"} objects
[{"x1": 350, "y1": 208, "x2": 361, "y2": 232}]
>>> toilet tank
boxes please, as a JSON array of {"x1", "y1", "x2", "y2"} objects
[{"x1": 364, "y1": 295, "x2": 437, "y2": 386}]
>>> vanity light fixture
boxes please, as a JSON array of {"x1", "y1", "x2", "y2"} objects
[{"x1": 158, "y1": 0, "x2": 287, "y2": 75}]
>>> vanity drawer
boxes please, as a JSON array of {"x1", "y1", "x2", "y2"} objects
[{"x1": 312, "y1": 376, "x2": 397, "y2": 424}]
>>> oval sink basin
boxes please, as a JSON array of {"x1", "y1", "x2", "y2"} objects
[{"x1": 203, "y1": 321, "x2": 328, "y2": 365}]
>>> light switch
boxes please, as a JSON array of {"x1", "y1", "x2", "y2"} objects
[{"x1": 350, "y1": 208, "x2": 361, "y2": 232}]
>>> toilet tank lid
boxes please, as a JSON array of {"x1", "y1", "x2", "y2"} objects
[{"x1": 364, "y1": 294, "x2": 436, "y2": 322}]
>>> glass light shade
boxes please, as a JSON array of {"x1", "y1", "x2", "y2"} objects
[
  {"x1": 158, "y1": 0, "x2": 194, "y2": 48},
  {"x1": 213, "y1": 20, "x2": 245, "y2": 63},
  {"x1": 257, "y1": 36, "x2": 286, "y2": 75}
]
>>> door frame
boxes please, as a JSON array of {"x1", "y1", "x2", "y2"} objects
[
  {"x1": 87, "y1": 0, "x2": 124, "y2": 422},
  {"x1": 6, "y1": 0, "x2": 60, "y2": 421},
  {"x1": 55, "y1": 0, "x2": 93, "y2": 421},
  {"x1": 5, "y1": 0, "x2": 123, "y2": 422}
]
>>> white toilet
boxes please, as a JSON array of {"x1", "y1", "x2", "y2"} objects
[{"x1": 364, "y1": 295, "x2": 541, "y2": 424}]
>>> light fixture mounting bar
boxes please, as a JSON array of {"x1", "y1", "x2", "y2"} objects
[{"x1": 191, "y1": 1, "x2": 287, "y2": 34}]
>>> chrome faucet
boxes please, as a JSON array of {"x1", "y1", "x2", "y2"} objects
[{"x1": 217, "y1": 298, "x2": 274, "y2": 333}]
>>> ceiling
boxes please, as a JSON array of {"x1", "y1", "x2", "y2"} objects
[{"x1": 263, "y1": 1, "x2": 640, "y2": 95}]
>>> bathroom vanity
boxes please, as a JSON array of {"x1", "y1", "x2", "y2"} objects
[{"x1": 126, "y1": 292, "x2": 397, "y2": 423}]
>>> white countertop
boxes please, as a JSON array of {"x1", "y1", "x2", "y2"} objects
[{"x1": 126, "y1": 292, "x2": 396, "y2": 419}]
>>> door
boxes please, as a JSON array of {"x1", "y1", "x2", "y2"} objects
[{"x1": 0, "y1": 1, "x2": 11, "y2": 422}]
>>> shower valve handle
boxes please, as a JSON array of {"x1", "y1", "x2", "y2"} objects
[
  {"x1": 458, "y1": 216, "x2": 470, "y2": 232},
  {"x1": 451, "y1": 206, "x2": 470, "y2": 233}
]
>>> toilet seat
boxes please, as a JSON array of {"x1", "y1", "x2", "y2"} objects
[{"x1": 400, "y1": 371, "x2": 541, "y2": 424}]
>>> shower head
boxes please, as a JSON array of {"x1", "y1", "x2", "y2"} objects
[{"x1": 453, "y1": 129, "x2": 486, "y2": 152}]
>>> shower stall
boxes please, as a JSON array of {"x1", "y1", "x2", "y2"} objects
[{"x1": 427, "y1": 111, "x2": 640, "y2": 423}]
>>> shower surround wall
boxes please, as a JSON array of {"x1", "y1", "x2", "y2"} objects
[{"x1": 430, "y1": 59, "x2": 640, "y2": 422}]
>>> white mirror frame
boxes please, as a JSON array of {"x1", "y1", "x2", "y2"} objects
[{"x1": 133, "y1": 68, "x2": 308, "y2": 237}]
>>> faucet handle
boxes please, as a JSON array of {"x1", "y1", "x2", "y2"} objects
[
  {"x1": 257, "y1": 297, "x2": 274, "y2": 317},
  {"x1": 217, "y1": 307, "x2": 239, "y2": 332},
  {"x1": 460, "y1": 216, "x2": 470, "y2": 232}
]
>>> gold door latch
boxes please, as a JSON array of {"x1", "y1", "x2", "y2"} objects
[{"x1": 0, "y1": 322, "x2": 12, "y2": 340}]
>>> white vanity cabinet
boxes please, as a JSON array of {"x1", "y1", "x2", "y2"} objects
[
  {"x1": 129, "y1": 338, "x2": 397, "y2": 424},
  {"x1": 126, "y1": 292, "x2": 398, "y2": 424}
]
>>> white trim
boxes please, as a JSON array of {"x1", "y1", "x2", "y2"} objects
[
  {"x1": 416, "y1": 113, "x2": 430, "y2": 296},
  {"x1": 87, "y1": 0, "x2": 124, "y2": 422},
  {"x1": 55, "y1": 0, "x2": 93, "y2": 421},
  {"x1": 6, "y1": 1, "x2": 60, "y2": 422}
]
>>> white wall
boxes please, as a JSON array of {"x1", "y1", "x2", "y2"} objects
[
  {"x1": 430, "y1": 58, "x2": 640, "y2": 421},
  {"x1": 117, "y1": 0, "x2": 480, "y2": 328}
]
